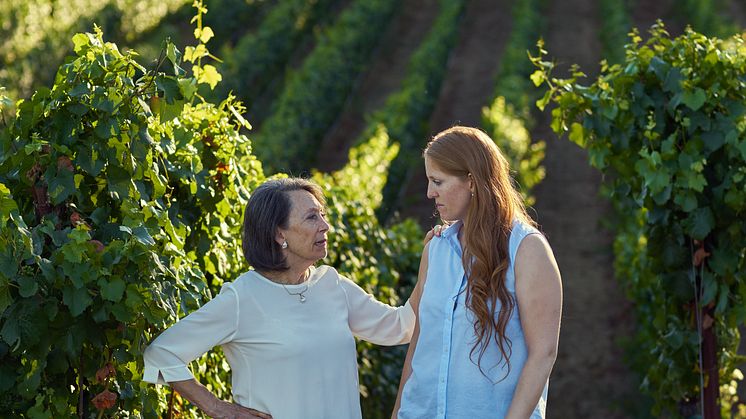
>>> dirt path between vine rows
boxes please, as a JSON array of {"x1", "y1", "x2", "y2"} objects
[
  {"x1": 631, "y1": 0, "x2": 746, "y2": 39},
  {"x1": 314, "y1": 0, "x2": 440, "y2": 173},
  {"x1": 527, "y1": 0, "x2": 638, "y2": 417},
  {"x1": 731, "y1": 1, "x2": 746, "y2": 28},
  {"x1": 631, "y1": 0, "x2": 680, "y2": 35},
  {"x1": 398, "y1": 0, "x2": 517, "y2": 228}
]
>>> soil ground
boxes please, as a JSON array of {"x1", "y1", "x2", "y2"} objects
[
  {"x1": 732, "y1": 1, "x2": 746, "y2": 25},
  {"x1": 397, "y1": 0, "x2": 517, "y2": 228},
  {"x1": 526, "y1": 0, "x2": 637, "y2": 416},
  {"x1": 314, "y1": 0, "x2": 441, "y2": 172}
]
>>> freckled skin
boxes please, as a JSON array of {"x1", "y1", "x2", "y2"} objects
[{"x1": 425, "y1": 156, "x2": 472, "y2": 223}]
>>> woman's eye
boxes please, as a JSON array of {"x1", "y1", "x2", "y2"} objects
[{"x1": 433, "y1": 180, "x2": 441, "y2": 186}]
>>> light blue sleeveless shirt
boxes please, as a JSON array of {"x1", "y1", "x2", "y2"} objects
[{"x1": 399, "y1": 220, "x2": 548, "y2": 419}]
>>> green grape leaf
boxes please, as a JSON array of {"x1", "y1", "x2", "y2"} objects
[
  {"x1": 686, "y1": 207, "x2": 715, "y2": 240},
  {"x1": 99, "y1": 277, "x2": 126, "y2": 302},
  {"x1": 17, "y1": 277, "x2": 38, "y2": 298},
  {"x1": 132, "y1": 226, "x2": 155, "y2": 246},
  {"x1": 681, "y1": 88, "x2": 706, "y2": 111},
  {"x1": 62, "y1": 286, "x2": 92, "y2": 317}
]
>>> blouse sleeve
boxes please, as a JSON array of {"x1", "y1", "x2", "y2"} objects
[
  {"x1": 339, "y1": 275, "x2": 415, "y2": 345},
  {"x1": 142, "y1": 283, "x2": 240, "y2": 385}
]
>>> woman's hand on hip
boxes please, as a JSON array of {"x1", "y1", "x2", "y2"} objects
[
  {"x1": 168, "y1": 379, "x2": 271, "y2": 419},
  {"x1": 212, "y1": 400, "x2": 272, "y2": 418}
]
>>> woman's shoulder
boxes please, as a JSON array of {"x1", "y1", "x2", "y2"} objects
[
  {"x1": 312, "y1": 264, "x2": 338, "y2": 278},
  {"x1": 218, "y1": 271, "x2": 255, "y2": 296},
  {"x1": 510, "y1": 218, "x2": 542, "y2": 243},
  {"x1": 512, "y1": 223, "x2": 553, "y2": 265},
  {"x1": 314, "y1": 265, "x2": 363, "y2": 290},
  {"x1": 508, "y1": 219, "x2": 545, "y2": 263},
  {"x1": 510, "y1": 218, "x2": 541, "y2": 236},
  {"x1": 309, "y1": 264, "x2": 344, "y2": 286},
  {"x1": 303, "y1": 265, "x2": 351, "y2": 289}
]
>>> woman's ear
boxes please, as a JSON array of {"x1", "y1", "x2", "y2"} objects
[
  {"x1": 468, "y1": 173, "x2": 474, "y2": 193},
  {"x1": 275, "y1": 229, "x2": 286, "y2": 247}
]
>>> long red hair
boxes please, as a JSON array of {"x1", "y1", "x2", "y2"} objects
[{"x1": 424, "y1": 126, "x2": 534, "y2": 377}]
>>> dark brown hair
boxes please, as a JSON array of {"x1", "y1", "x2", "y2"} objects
[
  {"x1": 424, "y1": 126, "x2": 534, "y2": 378},
  {"x1": 242, "y1": 178, "x2": 325, "y2": 271}
]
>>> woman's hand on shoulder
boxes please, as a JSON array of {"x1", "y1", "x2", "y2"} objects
[{"x1": 423, "y1": 224, "x2": 446, "y2": 245}]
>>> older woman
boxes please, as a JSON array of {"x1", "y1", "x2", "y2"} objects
[{"x1": 143, "y1": 178, "x2": 415, "y2": 419}]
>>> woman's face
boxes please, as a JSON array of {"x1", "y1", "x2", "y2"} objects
[
  {"x1": 277, "y1": 190, "x2": 330, "y2": 267},
  {"x1": 425, "y1": 156, "x2": 472, "y2": 222}
]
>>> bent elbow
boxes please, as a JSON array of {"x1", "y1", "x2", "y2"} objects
[
  {"x1": 399, "y1": 300, "x2": 416, "y2": 342},
  {"x1": 392, "y1": 309, "x2": 415, "y2": 345},
  {"x1": 543, "y1": 345, "x2": 558, "y2": 364},
  {"x1": 529, "y1": 344, "x2": 558, "y2": 368}
]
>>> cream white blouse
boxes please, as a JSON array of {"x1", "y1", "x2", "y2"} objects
[{"x1": 143, "y1": 265, "x2": 414, "y2": 419}]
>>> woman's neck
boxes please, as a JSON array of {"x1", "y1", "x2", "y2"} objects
[{"x1": 260, "y1": 265, "x2": 311, "y2": 285}]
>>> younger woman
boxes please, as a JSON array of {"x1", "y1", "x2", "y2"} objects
[{"x1": 394, "y1": 126, "x2": 562, "y2": 418}]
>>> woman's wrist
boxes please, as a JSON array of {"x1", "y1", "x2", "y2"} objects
[
  {"x1": 203, "y1": 398, "x2": 219, "y2": 417},
  {"x1": 205, "y1": 398, "x2": 233, "y2": 418},
  {"x1": 170, "y1": 379, "x2": 224, "y2": 417}
]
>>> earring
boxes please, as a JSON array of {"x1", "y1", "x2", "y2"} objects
[
  {"x1": 471, "y1": 192, "x2": 474, "y2": 197},
  {"x1": 281, "y1": 241, "x2": 288, "y2": 249}
]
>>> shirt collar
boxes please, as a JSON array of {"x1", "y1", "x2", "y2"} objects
[{"x1": 439, "y1": 220, "x2": 463, "y2": 246}]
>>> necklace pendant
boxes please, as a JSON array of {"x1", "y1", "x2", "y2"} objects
[{"x1": 282, "y1": 281, "x2": 309, "y2": 303}]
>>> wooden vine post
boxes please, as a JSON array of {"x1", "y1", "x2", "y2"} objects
[{"x1": 702, "y1": 303, "x2": 718, "y2": 418}]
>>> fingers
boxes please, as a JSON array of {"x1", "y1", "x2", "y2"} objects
[
  {"x1": 423, "y1": 224, "x2": 443, "y2": 245},
  {"x1": 423, "y1": 229, "x2": 434, "y2": 245}
]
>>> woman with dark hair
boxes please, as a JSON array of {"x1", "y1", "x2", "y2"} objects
[
  {"x1": 143, "y1": 178, "x2": 415, "y2": 419},
  {"x1": 394, "y1": 126, "x2": 562, "y2": 418}
]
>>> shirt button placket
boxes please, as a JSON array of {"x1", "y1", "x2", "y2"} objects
[{"x1": 439, "y1": 296, "x2": 456, "y2": 419}]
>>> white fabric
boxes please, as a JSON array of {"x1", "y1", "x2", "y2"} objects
[{"x1": 143, "y1": 265, "x2": 414, "y2": 419}]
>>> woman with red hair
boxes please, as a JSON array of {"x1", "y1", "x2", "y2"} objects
[{"x1": 394, "y1": 126, "x2": 562, "y2": 418}]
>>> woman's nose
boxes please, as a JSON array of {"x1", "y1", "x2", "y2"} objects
[{"x1": 427, "y1": 185, "x2": 436, "y2": 199}]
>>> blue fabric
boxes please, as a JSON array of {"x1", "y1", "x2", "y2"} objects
[{"x1": 399, "y1": 220, "x2": 548, "y2": 419}]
